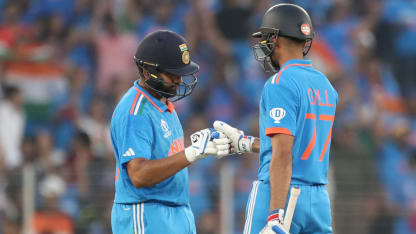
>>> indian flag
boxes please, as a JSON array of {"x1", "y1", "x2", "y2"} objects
[
  {"x1": 179, "y1": 44, "x2": 188, "y2": 52},
  {"x1": 4, "y1": 43, "x2": 67, "y2": 120}
]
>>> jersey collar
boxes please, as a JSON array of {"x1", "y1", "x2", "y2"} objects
[
  {"x1": 134, "y1": 80, "x2": 175, "y2": 113},
  {"x1": 281, "y1": 59, "x2": 312, "y2": 68}
]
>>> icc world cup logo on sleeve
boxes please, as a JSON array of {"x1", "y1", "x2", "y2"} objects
[{"x1": 269, "y1": 108, "x2": 286, "y2": 123}]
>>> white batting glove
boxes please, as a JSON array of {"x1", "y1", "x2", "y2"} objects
[
  {"x1": 260, "y1": 209, "x2": 289, "y2": 234},
  {"x1": 211, "y1": 131, "x2": 233, "y2": 159},
  {"x1": 184, "y1": 128, "x2": 218, "y2": 163},
  {"x1": 213, "y1": 121, "x2": 255, "y2": 154}
]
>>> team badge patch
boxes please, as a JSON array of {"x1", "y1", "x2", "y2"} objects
[
  {"x1": 179, "y1": 43, "x2": 188, "y2": 52},
  {"x1": 300, "y1": 23, "x2": 311, "y2": 35},
  {"x1": 182, "y1": 51, "x2": 190, "y2": 64},
  {"x1": 270, "y1": 108, "x2": 286, "y2": 123},
  {"x1": 161, "y1": 119, "x2": 171, "y2": 138}
]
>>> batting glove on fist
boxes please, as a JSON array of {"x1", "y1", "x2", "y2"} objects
[
  {"x1": 260, "y1": 209, "x2": 289, "y2": 234},
  {"x1": 213, "y1": 121, "x2": 255, "y2": 155},
  {"x1": 184, "y1": 128, "x2": 231, "y2": 163},
  {"x1": 185, "y1": 128, "x2": 216, "y2": 163}
]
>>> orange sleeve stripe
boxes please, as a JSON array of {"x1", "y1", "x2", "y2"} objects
[
  {"x1": 265, "y1": 127, "x2": 293, "y2": 136},
  {"x1": 319, "y1": 114, "x2": 334, "y2": 121},
  {"x1": 305, "y1": 113, "x2": 316, "y2": 119},
  {"x1": 115, "y1": 168, "x2": 120, "y2": 181}
]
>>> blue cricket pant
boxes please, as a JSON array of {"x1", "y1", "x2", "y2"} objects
[
  {"x1": 111, "y1": 202, "x2": 196, "y2": 234},
  {"x1": 243, "y1": 180, "x2": 333, "y2": 234}
]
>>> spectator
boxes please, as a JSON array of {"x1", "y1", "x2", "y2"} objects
[
  {"x1": 52, "y1": 66, "x2": 89, "y2": 150},
  {"x1": 64, "y1": 131, "x2": 92, "y2": 202},
  {"x1": 32, "y1": 174, "x2": 73, "y2": 234},
  {"x1": 77, "y1": 97, "x2": 112, "y2": 159},
  {"x1": 137, "y1": 0, "x2": 188, "y2": 38},
  {"x1": 35, "y1": 130, "x2": 65, "y2": 173},
  {"x1": 94, "y1": 12, "x2": 137, "y2": 94},
  {"x1": 0, "y1": 85, "x2": 25, "y2": 170}
]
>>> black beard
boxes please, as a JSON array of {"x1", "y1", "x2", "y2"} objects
[
  {"x1": 271, "y1": 57, "x2": 280, "y2": 71},
  {"x1": 145, "y1": 78, "x2": 176, "y2": 98},
  {"x1": 165, "y1": 83, "x2": 178, "y2": 94}
]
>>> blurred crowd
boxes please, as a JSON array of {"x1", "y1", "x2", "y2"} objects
[{"x1": 0, "y1": 0, "x2": 415, "y2": 233}]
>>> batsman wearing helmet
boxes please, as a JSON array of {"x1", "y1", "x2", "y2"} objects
[
  {"x1": 213, "y1": 3, "x2": 338, "y2": 234},
  {"x1": 109, "y1": 30, "x2": 231, "y2": 234}
]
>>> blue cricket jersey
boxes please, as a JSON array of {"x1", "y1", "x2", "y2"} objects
[
  {"x1": 258, "y1": 59, "x2": 338, "y2": 185},
  {"x1": 110, "y1": 81, "x2": 188, "y2": 205}
]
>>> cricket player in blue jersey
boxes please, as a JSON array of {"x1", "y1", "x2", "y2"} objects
[
  {"x1": 213, "y1": 4, "x2": 338, "y2": 234},
  {"x1": 110, "y1": 30, "x2": 231, "y2": 234}
]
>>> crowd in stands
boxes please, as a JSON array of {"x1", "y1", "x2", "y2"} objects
[{"x1": 0, "y1": 0, "x2": 415, "y2": 233}]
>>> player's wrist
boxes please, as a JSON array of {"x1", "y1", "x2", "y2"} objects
[{"x1": 238, "y1": 135, "x2": 255, "y2": 153}]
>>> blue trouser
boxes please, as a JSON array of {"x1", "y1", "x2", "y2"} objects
[
  {"x1": 243, "y1": 180, "x2": 333, "y2": 234},
  {"x1": 111, "y1": 202, "x2": 196, "y2": 234}
]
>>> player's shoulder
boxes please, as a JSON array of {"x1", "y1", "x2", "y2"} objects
[
  {"x1": 264, "y1": 69, "x2": 299, "y2": 94},
  {"x1": 313, "y1": 69, "x2": 338, "y2": 93},
  {"x1": 268, "y1": 64, "x2": 304, "y2": 86},
  {"x1": 312, "y1": 68, "x2": 330, "y2": 83},
  {"x1": 113, "y1": 86, "x2": 154, "y2": 122}
]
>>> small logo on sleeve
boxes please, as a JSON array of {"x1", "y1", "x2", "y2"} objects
[
  {"x1": 122, "y1": 148, "x2": 135, "y2": 157},
  {"x1": 161, "y1": 119, "x2": 172, "y2": 138},
  {"x1": 269, "y1": 108, "x2": 286, "y2": 123}
]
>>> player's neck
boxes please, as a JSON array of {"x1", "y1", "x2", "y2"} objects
[
  {"x1": 277, "y1": 50, "x2": 304, "y2": 68},
  {"x1": 160, "y1": 97, "x2": 168, "y2": 105}
]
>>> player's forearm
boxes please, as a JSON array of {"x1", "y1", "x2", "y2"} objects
[
  {"x1": 252, "y1": 138, "x2": 260, "y2": 153},
  {"x1": 127, "y1": 152, "x2": 190, "y2": 188},
  {"x1": 269, "y1": 151, "x2": 292, "y2": 210}
]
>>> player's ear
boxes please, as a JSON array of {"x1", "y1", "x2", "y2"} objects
[
  {"x1": 271, "y1": 36, "x2": 281, "y2": 55},
  {"x1": 141, "y1": 67, "x2": 150, "y2": 81},
  {"x1": 274, "y1": 36, "x2": 282, "y2": 49}
]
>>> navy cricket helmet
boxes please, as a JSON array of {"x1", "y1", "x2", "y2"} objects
[
  {"x1": 252, "y1": 4, "x2": 315, "y2": 72},
  {"x1": 134, "y1": 30, "x2": 199, "y2": 102}
]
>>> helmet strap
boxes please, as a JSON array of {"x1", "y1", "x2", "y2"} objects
[
  {"x1": 141, "y1": 69, "x2": 176, "y2": 99},
  {"x1": 303, "y1": 39, "x2": 313, "y2": 56}
]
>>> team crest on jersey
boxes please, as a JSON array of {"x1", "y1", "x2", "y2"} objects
[
  {"x1": 270, "y1": 108, "x2": 286, "y2": 123},
  {"x1": 161, "y1": 119, "x2": 171, "y2": 138}
]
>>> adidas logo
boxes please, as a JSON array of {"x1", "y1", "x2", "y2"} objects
[{"x1": 122, "y1": 148, "x2": 135, "y2": 157}]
